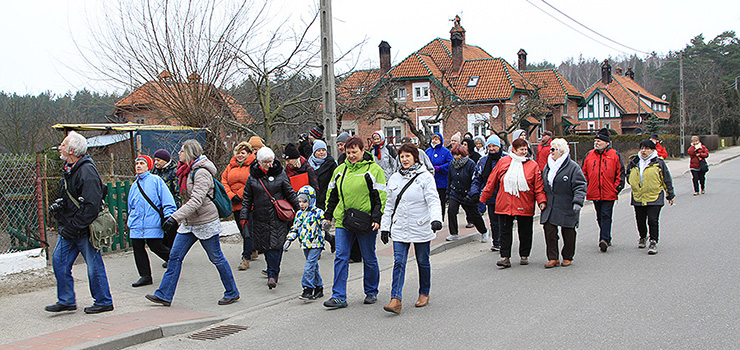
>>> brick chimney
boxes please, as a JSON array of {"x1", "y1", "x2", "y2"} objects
[
  {"x1": 187, "y1": 72, "x2": 201, "y2": 83},
  {"x1": 450, "y1": 15, "x2": 465, "y2": 73},
  {"x1": 517, "y1": 49, "x2": 527, "y2": 71},
  {"x1": 615, "y1": 67, "x2": 623, "y2": 76},
  {"x1": 379, "y1": 41, "x2": 391, "y2": 74},
  {"x1": 601, "y1": 59, "x2": 612, "y2": 84},
  {"x1": 626, "y1": 66, "x2": 635, "y2": 80}
]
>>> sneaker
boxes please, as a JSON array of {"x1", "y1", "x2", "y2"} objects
[
  {"x1": 647, "y1": 240, "x2": 658, "y2": 255},
  {"x1": 323, "y1": 297, "x2": 348, "y2": 309},
  {"x1": 363, "y1": 294, "x2": 377, "y2": 304},
  {"x1": 261, "y1": 269, "x2": 268, "y2": 277},
  {"x1": 599, "y1": 240, "x2": 608, "y2": 252},
  {"x1": 465, "y1": 223, "x2": 475, "y2": 228},
  {"x1": 238, "y1": 258, "x2": 250, "y2": 270},
  {"x1": 490, "y1": 245, "x2": 500, "y2": 252},
  {"x1": 445, "y1": 235, "x2": 459, "y2": 241},
  {"x1": 693, "y1": 192, "x2": 699, "y2": 196},
  {"x1": 481, "y1": 231, "x2": 490, "y2": 243},
  {"x1": 299, "y1": 287, "x2": 314, "y2": 300},
  {"x1": 701, "y1": 189, "x2": 705, "y2": 194},
  {"x1": 310, "y1": 286, "x2": 324, "y2": 300},
  {"x1": 520, "y1": 257, "x2": 529, "y2": 265},
  {"x1": 638, "y1": 237, "x2": 647, "y2": 249},
  {"x1": 496, "y1": 257, "x2": 511, "y2": 268}
]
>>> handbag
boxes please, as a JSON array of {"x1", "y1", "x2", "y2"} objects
[
  {"x1": 258, "y1": 178, "x2": 295, "y2": 221},
  {"x1": 699, "y1": 159, "x2": 709, "y2": 172},
  {"x1": 339, "y1": 166, "x2": 374, "y2": 235},
  {"x1": 64, "y1": 178, "x2": 117, "y2": 251},
  {"x1": 136, "y1": 180, "x2": 177, "y2": 238}
]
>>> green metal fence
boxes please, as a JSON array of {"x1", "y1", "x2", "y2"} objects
[{"x1": 104, "y1": 180, "x2": 131, "y2": 252}]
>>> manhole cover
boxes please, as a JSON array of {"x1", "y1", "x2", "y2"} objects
[{"x1": 188, "y1": 324, "x2": 249, "y2": 341}]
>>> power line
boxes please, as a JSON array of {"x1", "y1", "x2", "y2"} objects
[
  {"x1": 538, "y1": 0, "x2": 651, "y2": 55},
  {"x1": 523, "y1": 0, "x2": 630, "y2": 55}
]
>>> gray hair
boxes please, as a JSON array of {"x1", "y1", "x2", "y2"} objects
[
  {"x1": 66, "y1": 131, "x2": 88, "y2": 157},
  {"x1": 256, "y1": 147, "x2": 275, "y2": 162},
  {"x1": 551, "y1": 138, "x2": 570, "y2": 155},
  {"x1": 180, "y1": 139, "x2": 203, "y2": 162}
]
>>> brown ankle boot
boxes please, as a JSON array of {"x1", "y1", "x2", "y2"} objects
[
  {"x1": 415, "y1": 295, "x2": 429, "y2": 307},
  {"x1": 238, "y1": 258, "x2": 249, "y2": 270},
  {"x1": 250, "y1": 251, "x2": 259, "y2": 260},
  {"x1": 383, "y1": 298, "x2": 402, "y2": 314}
]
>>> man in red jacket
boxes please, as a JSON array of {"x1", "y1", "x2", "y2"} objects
[
  {"x1": 535, "y1": 130, "x2": 552, "y2": 171},
  {"x1": 581, "y1": 128, "x2": 625, "y2": 252},
  {"x1": 650, "y1": 134, "x2": 668, "y2": 159}
]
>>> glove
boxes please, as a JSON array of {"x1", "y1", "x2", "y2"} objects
[
  {"x1": 434, "y1": 166, "x2": 441, "y2": 173},
  {"x1": 478, "y1": 202, "x2": 487, "y2": 214},
  {"x1": 463, "y1": 194, "x2": 473, "y2": 203},
  {"x1": 573, "y1": 203, "x2": 582, "y2": 212},
  {"x1": 381, "y1": 231, "x2": 391, "y2": 244},
  {"x1": 239, "y1": 219, "x2": 248, "y2": 228},
  {"x1": 431, "y1": 220, "x2": 442, "y2": 232},
  {"x1": 161, "y1": 217, "x2": 178, "y2": 233},
  {"x1": 283, "y1": 240, "x2": 291, "y2": 251},
  {"x1": 231, "y1": 195, "x2": 241, "y2": 204}
]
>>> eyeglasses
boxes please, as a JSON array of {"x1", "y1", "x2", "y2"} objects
[
  {"x1": 259, "y1": 160, "x2": 273, "y2": 165},
  {"x1": 549, "y1": 148, "x2": 558, "y2": 153}
]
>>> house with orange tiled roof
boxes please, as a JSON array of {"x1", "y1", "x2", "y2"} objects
[
  {"x1": 337, "y1": 16, "x2": 584, "y2": 147},
  {"x1": 577, "y1": 60, "x2": 669, "y2": 134}
]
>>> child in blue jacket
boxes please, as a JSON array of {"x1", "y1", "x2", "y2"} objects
[{"x1": 284, "y1": 185, "x2": 326, "y2": 300}]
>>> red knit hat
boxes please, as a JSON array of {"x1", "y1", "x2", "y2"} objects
[{"x1": 135, "y1": 155, "x2": 154, "y2": 171}]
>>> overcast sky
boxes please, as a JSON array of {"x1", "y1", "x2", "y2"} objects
[{"x1": 1, "y1": 0, "x2": 738, "y2": 95}]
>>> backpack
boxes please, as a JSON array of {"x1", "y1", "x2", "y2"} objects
[{"x1": 191, "y1": 168, "x2": 233, "y2": 218}]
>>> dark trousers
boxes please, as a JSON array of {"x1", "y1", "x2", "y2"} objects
[
  {"x1": 486, "y1": 204, "x2": 502, "y2": 247},
  {"x1": 437, "y1": 188, "x2": 447, "y2": 218},
  {"x1": 234, "y1": 210, "x2": 254, "y2": 260},
  {"x1": 543, "y1": 222, "x2": 577, "y2": 261},
  {"x1": 264, "y1": 249, "x2": 283, "y2": 279},
  {"x1": 634, "y1": 205, "x2": 662, "y2": 242},
  {"x1": 500, "y1": 215, "x2": 533, "y2": 258},
  {"x1": 447, "y1": 199, "x2": 487, "y2": 236},
  {"x1": 350, "y1": 239, "x2": 362, "y2": 262},
  {"x1": 162, "y1": 228, "x2": 175, "y2": 249},
  {"x1": 131, "y1": 238, "x2": 170, "y2": 278},
  {"x1": 691, "y1": 170, "x2": 706, "y2": 192},
  {"x1": 593, "y1": 200, "x2": 615, "y2": 243}
]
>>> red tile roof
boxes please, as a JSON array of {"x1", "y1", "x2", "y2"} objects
[
  {"x1": 453, "y1": 58, "x2": 530, "y2": 101},
  {"x1": 583, "y1": 75, "x2": 669, "y2": 120},
  {"x1": 521, "y1": 69, "x2": 584, "y2": 105}
]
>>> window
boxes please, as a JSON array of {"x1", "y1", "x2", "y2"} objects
[
  {"x1": 342, "y1": 129, "x2": 356, "y2": 136},
  {"x1": 418, "y1": 115, "x2": 442, "y2": 136},
  {"x1": 604, "y1": 103, "x2": 610, "y2": 118},
  {"x1": 588, "y1": 101, "x2": 594, "y2": 117},
  {"x1": 467, "y1": 76, "x2": 480, "y2": 87},
  {"x1": 587, "y1": 122, "x2": 595, "y2": 131},
  {"x1": 384, "y1": 127, "x2": 402, "y2": 145},
  {"x1": 412, "y1": 82, "x2": 430, "y2": 102},
  {"x1": 467, "y1": 113, "x2": 490, "y2": 137},
  {"x1": 604, "y1": 122, "x2": 611, "y2": 130},
  {"x1": 394, "y1": 87, "x2": 407, "y2": 101}
]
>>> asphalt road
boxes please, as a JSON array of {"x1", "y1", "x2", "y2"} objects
[{"x1": 130, "y1": 158, "x2": 740, "y2": 349}]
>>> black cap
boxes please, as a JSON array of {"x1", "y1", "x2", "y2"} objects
[
  {"x1": 595, "y1": 128, "x2": 611, "y2": 142},
  {"x1": 650, "y1": 133, "x2": 659, "y2": 140},
  {"x1": 283, "y1": 143, "x2": 300, "y2": 159},
  {"x1": 639, "y1": 140, "x2": 656, "y2": 149}
]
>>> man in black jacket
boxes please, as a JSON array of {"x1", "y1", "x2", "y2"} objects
[{"x1": 45, "y1": 131, "x2": 114, "y2": 314}]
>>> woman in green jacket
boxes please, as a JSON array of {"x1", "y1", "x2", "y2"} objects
[
  {"x1": 626, "y1": 140, "x2": 675, "y2": 255},
  {"x1": 322, "y1": 136, "x2": 387, "y2": 309}
]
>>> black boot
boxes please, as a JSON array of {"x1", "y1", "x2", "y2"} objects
[
  {"x1": 299, "y1": 287, "x2": 314, "y2": 300},
  {"x1": 310, "y1": 286, "x2": 324, "y2": 300},
  {"x1": 132, "y1": 276, "x2": 153, "y2": 287}
]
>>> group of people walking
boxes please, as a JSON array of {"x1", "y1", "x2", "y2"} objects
[{"x1": 43, "y1": 126, "x2": 706, "y2": 316}]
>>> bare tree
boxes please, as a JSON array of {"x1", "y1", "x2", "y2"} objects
[{"x1": 0, "y1": 93, "x2": 57, "y2": 153}]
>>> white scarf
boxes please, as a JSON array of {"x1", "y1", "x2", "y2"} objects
[
  {"x1": 547, "y1": 153, "x2": 568, "y2": 188},
  {"x1": 638, "y1": 150, "x2": 658, "y2": 182},
  {"x1": 503, "y1": 153, "x2": 530, "y2": 197}
]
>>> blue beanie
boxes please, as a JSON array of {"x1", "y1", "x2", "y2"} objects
[
  {"x1": 486, "y1": 135, "x2": 501, "y2": 148},
  {"x1": 312, "y1": 140, "x2": 327, "y2": 154}
]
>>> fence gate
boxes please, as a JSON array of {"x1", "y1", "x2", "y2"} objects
[
  {"x1": 0, "y1": 155, "x2": 44, "y2": 254},
  {"x1": 105, "y1": 181, "x2": 131, "y2": 252}
]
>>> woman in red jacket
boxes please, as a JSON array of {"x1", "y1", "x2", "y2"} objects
[
  {"x1": 687, "y1": 135, "x2": 709, "y2": 195},
  {"x1": 221, "y1": 141, "x2": 257, "y2": 270},
  {"x1": 480, "y1": 138, "x2": 547, "y2": 268}
]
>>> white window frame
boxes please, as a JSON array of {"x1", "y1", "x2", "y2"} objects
[
  {"x1": 412, "y1": 82, "x2": 430, "y2": 102},
  {"x1": 418, "y1": 115, "x2": 443, "y2": 137},
  {"x1": 467, "y1": 113, "x2": 490, "y2": 137},
  {"x1": 384, "y1": 126, "x2": 402, "y2": 145},
  {"x1": 342, "y1": 128, "x2": 356, "y2": 136},
  {"x1": 394, "y1": 87, "x2": 407, "y2": 101},
  {"x1": 587, "y1": 121, "x2": 596, "y2": 131}
]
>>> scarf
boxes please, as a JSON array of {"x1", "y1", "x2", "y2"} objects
[
  {"x1": 308, "y1": 154, "x2": 326, "y2": 170},
  {"x1": 451, "y1": 156, "x2": 469, "y2": 169},
  {"x1": 503, "y1": 153, "x2": 530, "y2": 197},
  {"x1": 372, "y1": 144, "x2": 383, "y2": 160},
  {"x1": 482, "y1": 150, "x2": 502, "y2": 180},
  {"x1": 399, "y1": 162, "x2": 422, "y2": 176},
  {"x1": 176, "y1": 160, "x2": 193, "y2": 194},
  {"x1": 547, "y1": 154, "x2": 568, "y2": 188},
  {"x1": 638, "y1": 150, "x2": 658, "y2": 182}
]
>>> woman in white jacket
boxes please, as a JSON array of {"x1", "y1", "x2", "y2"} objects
[{"x1": 380, "y1": 143, "x2": 442, "y2": 314}]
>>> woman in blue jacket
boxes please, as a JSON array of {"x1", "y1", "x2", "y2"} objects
[
  {"x1": 128, "y1": 155, "x2": 177, "y2": 287},
  {"x1": 425, "y1": 133, "x2": 453, "y2": 217}
]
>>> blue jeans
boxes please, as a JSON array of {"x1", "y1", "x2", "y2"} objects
[
  {"x1": 391, "y1": 241, "x2": 430, "y2": 301},
  {"x1": 302, "y1": 248, "x2": 323, "y2": 289},
  {"x1": 594, "y1": 200, "x2": 615, "y2": 243},
  {"x1": 155, "y1": 232, "x2": 239, "y2": 303},
  {"x1": 52, "y1": 235, "x2": 113, "y2": 306},
  {"x1": 264, "y1": 249, "x2": 283, "y2": 279},
  {"x1": 332, "y1": 227, "x2": 379, "y2": 301}
]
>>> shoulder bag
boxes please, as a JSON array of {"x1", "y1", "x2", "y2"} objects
[
  {"x1": 388, "y1": 173, "x2": 421, "y2": 231},
  {"x1": 136, "y1": 180, "x2": 178, "y2": 237},
  {"x1": 258, "y1": 178, "x2": 295, "y2": 221},
  {"x1": 64, "y1": 178, "x2": 117, "y2": 251},
  {"x1": 340, "y1": 165, "x2": 374, "y2": 235}
]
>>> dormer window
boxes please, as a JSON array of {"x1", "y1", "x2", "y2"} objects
[{"x1": 467, "y1": 76, "x2": 480, "y2": 87}]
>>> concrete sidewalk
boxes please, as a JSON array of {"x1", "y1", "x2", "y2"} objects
[{"x1": 2, "y1": 145, "x2": 738, "y2": 350}]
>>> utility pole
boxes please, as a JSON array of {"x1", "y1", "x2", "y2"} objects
[
  {"x1": 320, "y1": 0, "x2": 338, "y2": 159},
  {"x1": 680, "y1": 52, "x2": 686, "y2": 157}
]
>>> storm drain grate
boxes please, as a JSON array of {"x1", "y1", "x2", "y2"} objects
[{"x1": 188, "y1": 324, "x2": 249, "y2": 341}]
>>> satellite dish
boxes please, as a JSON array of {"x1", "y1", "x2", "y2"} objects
[
  {"x1": 661, "y1": 94, "x2": 667, "y2": 101},
  {"x1": 491, "y1": 106, "x2": 500, "y2": 119}
]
